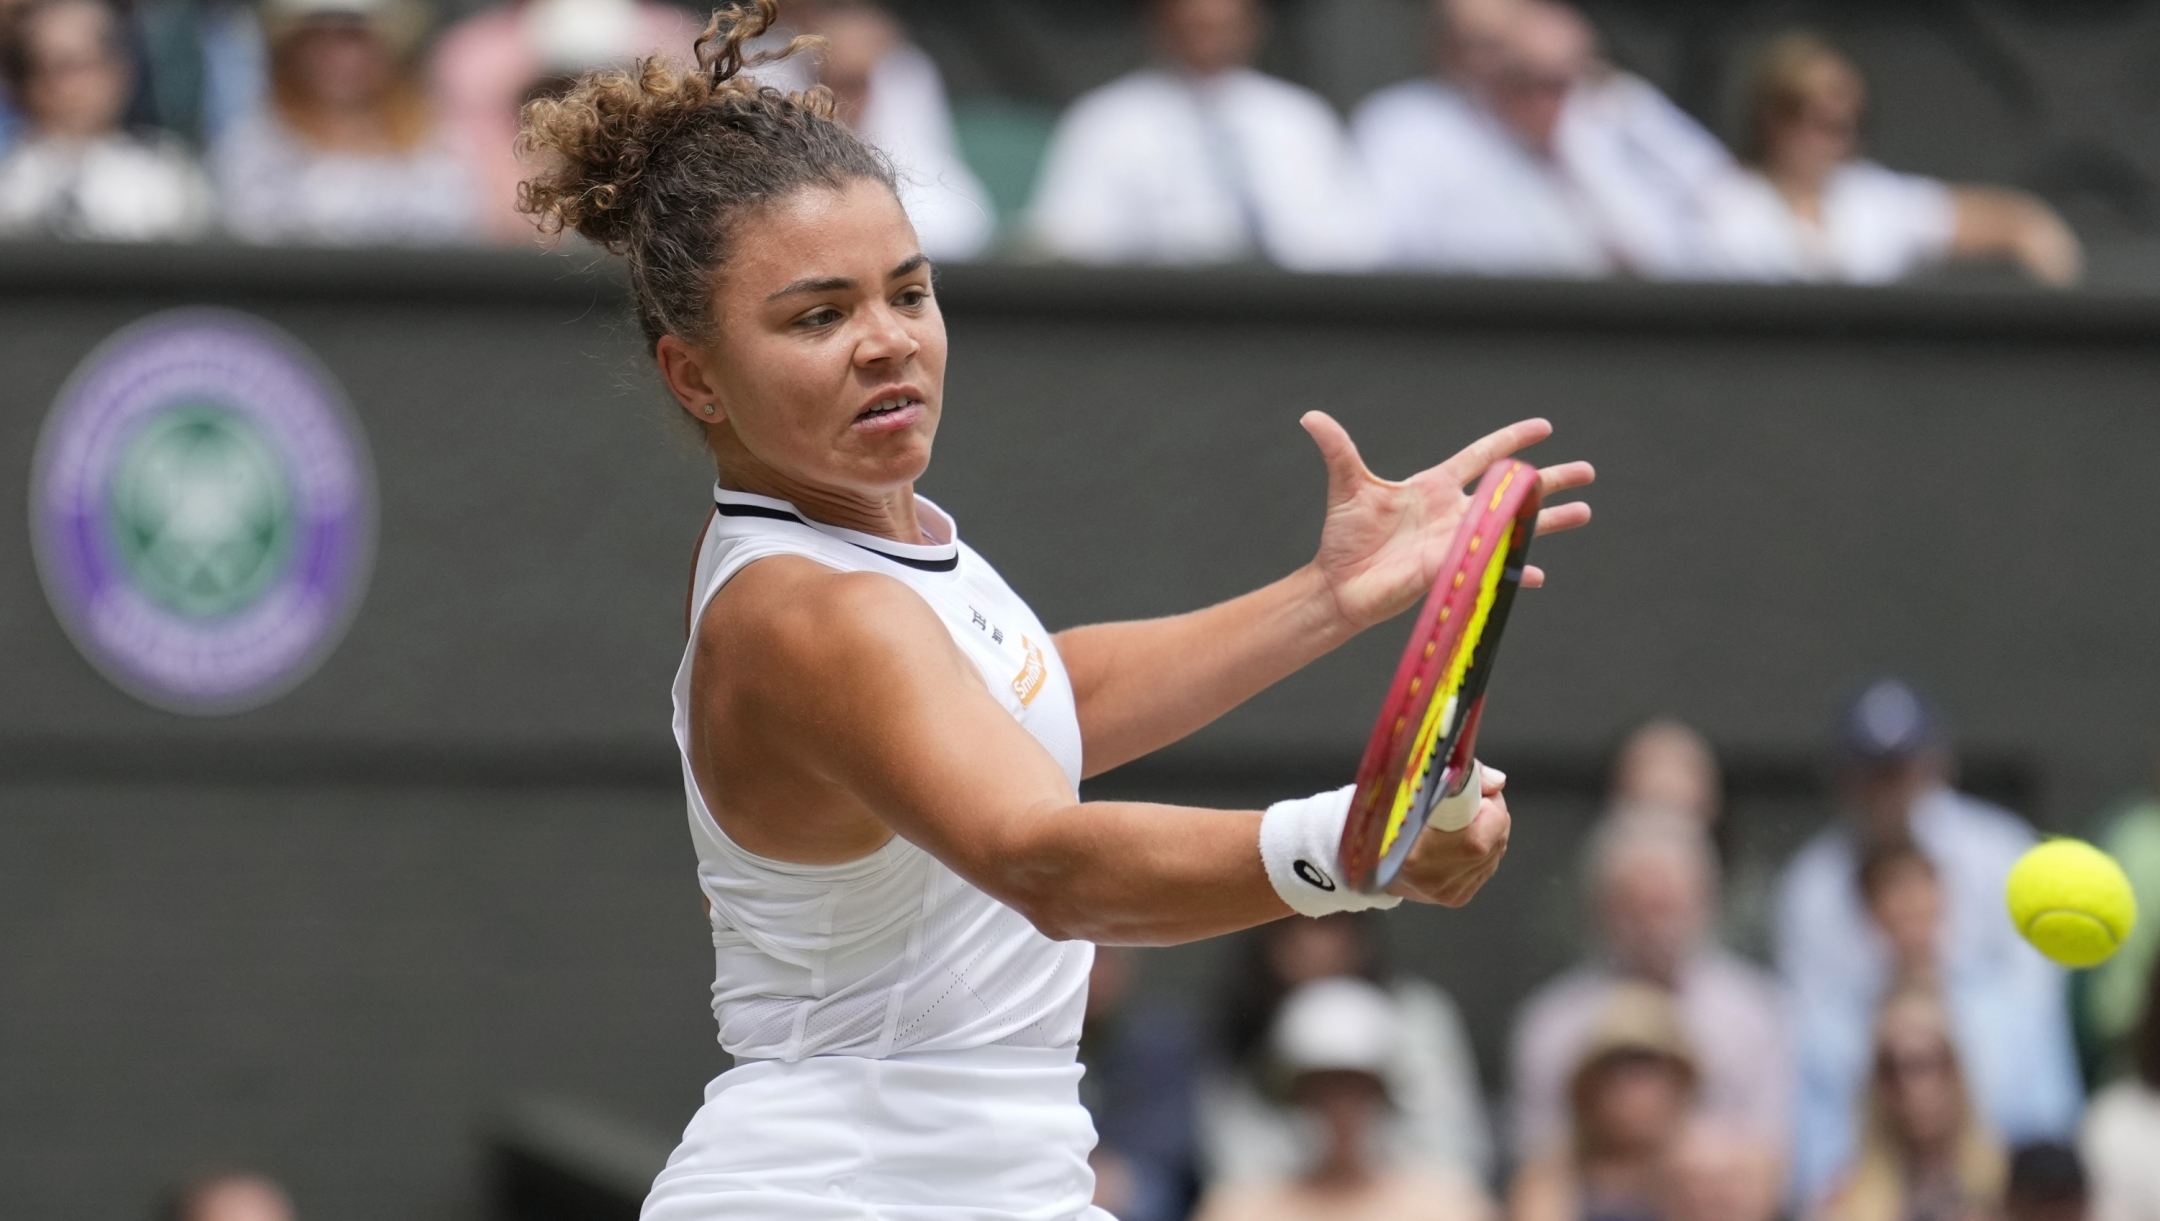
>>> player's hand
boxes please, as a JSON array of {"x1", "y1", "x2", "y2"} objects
[
  {"x1": 1387, "y1": 764, "x2": 1511, "y2": 907},
  {"x1": 1302, "y1": 412, "x2": 1594, "y2": 633}
]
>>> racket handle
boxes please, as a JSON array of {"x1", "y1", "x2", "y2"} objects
[{"x1": 1428, "y1": 760, "x2": 1482, "y2": 833}]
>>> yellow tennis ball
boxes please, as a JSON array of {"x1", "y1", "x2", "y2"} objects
[{"x1": 2005, "y1": 838, "x2": 2139, "y2": 968}]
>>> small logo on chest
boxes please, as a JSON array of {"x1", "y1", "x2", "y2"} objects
[{"x1": 1011, "y1": 636, "x2": 1047, "y2": 707}]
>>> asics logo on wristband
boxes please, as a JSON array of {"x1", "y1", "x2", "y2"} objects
[{"x1": 1292, "y1": 860, "x2": 1338, "y2": 892}]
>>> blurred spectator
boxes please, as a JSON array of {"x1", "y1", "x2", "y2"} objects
[
  {"x1": 745, "y1": 2, "x2": 992, "y2": 260},
  {"x1": 1354, "y1": 0, "x2": 1727, "y2": 278},
  {"x1": 1701, "y1": 32, "x2": 2081, "y2": 286},
  {"x1": 1811, "y1": 987, "x2": 2006, "y2": 1221},
  {"x1": 1079, "y1": 946, "x2": 1200, "y2": 1221},
  {"x1": 1607, "y1": 717, "x2": 1790, "y2": 955},
  {"x1": 1509, "y1": 808, "x2": 1790, "y2": 1174},
  {"x1": 1193, "y1": 977, "x2": 1493, "y2": 1221},
  {"x1": 1509, "y1": 982, "x2": 1696, "y2": 1221},
  {"x1": 1026, "y1": 0, "x2": 1379, "y2": 270},
  {"x1": 1662, "y1": 1120, "x2": 1783, "y2": 1221},
  {"x1": 2082, "y1": 969, "x2": 2160, "y2": 1221},
  {"x1": 2006, "y1": 1143, "x2": 2090, "y2": 1221},
  {"x1": 213, "y1": 0, "x2": 475, "y2": 245},
  {"x1": 0, "y1": 0, "x2": 25, "y2": 151},
  {"x1": 2075, "y1": 763, "x2": 2160, "y2": 1082},
  {"x1": 0, "y1": 0, "x2": 211, "y2": 239},
  {"x1": 133, "y1": 0, "x2": 265, "y2": 146},
  {"x1": 1778, "y1": 679, "x2": 2080, "y2": 1205},
  {"x1": 1609, "y1": 719, "x2": 1720, "y2": 829},
  {"x1": 429, "y1": 0, "x2": 698, "y2": 240},
  {"x1": 1859, "y1": 842, "x2": 1943, "y2": 990},
  {"x1": 1201, "y1": 912, "x2": 1490, "y2": 1186},
  {"x1": 159, "y1": 1171, "x2": 296, "y2": 1221}
]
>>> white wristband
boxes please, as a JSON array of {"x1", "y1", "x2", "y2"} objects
[{"x1": 1260, "y1": 785, "x2": 1405, "y2": 917}]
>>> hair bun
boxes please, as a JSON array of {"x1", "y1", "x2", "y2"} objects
[
  {"x1": 513, "y1": 1, "x2": 890, "y2": 354},
  {"x1": 515, "y1": 0, "x2": 825, "y2": 249}
]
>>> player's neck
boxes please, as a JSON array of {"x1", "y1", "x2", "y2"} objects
[{"x1": 720, "y1": 465, "x2": 928, "y2": 545}]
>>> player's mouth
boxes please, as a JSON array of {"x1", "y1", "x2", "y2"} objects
[{"x1": 852, "y1": 392, "x2": 925, "y2": 433}]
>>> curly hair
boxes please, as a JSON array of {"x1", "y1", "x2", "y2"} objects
[{"x1": 516, "y1": 0, "x2": 895, "y2": 350}]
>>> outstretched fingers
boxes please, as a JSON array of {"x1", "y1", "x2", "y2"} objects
[
  {"x1": 1531, "y1": 460, "x2": 1594, "y2": 538},
  {"x1": 1300, "y1": 410, "x2": 1382, "y2": 504},
  {"x1": 1534, "y1": 502, "x2": 1593, "y2": 536},
  {"x1": 1537, "y1": 459, "x2": 1595, "y2": 498},
  {"x1": 1436, "y1": 417, "x2": 1554, "y2": 485}
]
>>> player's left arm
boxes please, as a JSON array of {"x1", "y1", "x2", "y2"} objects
[{"x1": 1054, "y1": 413, "x2": 1593, "y2": 779}]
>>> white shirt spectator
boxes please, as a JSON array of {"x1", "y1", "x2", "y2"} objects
[
  {"x1": 2084, "y1": 1077, "x2": 2160, "y2": 1221},
  {"x1": 0, "y1": 132, "x2": 211, "y2": 240},
  {"x1": 1777, "y1": 786, "x2": 2082, "y2": 1204},
  {"x1": 755, "y1": 41, "x2": 994, "y2": 261},
  {"x1": 1029, "y1": 66, "x2": 1380, "y2": 271},
  {"x1": 1576, "y1": 70, "x2": 1730, "y2": 199},
  {"x1": 213, "y1": 113, "x2": 477, "y2": 245},
  {"x1": 1508, "y1": 947, "x2": 1793, "y2": 1162},
  {"x1": 1564, "y1": 70, "x2": 1731, "y2": 276},
  {"x1": 1354, "y1": 75, "x2": 1723, "y2": 278},
  {"x1": 1701, "y1": 160, "x2": 1956, "y2": 284},
  {"x1": 857, "y1": 45, "x2": 994, "y2": 260}
]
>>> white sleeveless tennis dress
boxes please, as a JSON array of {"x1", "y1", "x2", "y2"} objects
[{"x1": 645, "y1": 485, "x2": 1111, "y2": 1221}]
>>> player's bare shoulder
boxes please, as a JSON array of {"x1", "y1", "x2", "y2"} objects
[
  {"x1": 697, "y1": 557, "x2": 972, "y2": 722},
  {"x1": 689, "y1": 558, "x2": 971, "y2": 863}
]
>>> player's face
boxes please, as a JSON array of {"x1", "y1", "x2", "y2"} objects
[{"x1": 695, "y1": 179, "x2": 945, "y2": 501}]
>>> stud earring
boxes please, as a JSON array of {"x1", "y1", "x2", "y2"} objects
[{"x1": 702, "y1": 403, "x2": 717, "y2": 416}]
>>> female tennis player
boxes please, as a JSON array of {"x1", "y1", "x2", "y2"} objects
[{"x1": 518, "y1": 5, "x2": 1592, "y2": 1216}]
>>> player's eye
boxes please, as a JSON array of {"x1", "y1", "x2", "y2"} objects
[
  {"x1": 797, "y1": 307, "x2": 842, "y2": 329},
  {"x1": 894, "y1": 287, "x2": 928, "y2": 310}
]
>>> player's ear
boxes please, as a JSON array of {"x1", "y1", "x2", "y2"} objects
[{"x1": 656, "y1": 334, "x2": 724, "y2": 422}]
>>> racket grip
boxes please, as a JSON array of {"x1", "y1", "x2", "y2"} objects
[{"x1": 1428, "y1": 760, "x2": 1484, "y2": 834}]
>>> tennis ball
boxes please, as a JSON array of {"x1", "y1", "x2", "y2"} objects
[{"x1": 2005, "y1": 838, "x2": 2138, "y2": 968}]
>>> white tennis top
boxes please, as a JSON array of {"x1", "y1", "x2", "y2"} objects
[{"x1": 670, "y1": 485, "x2": 1094, "y2": 1064}]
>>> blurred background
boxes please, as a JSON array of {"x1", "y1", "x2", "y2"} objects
[{"x1": 3, "y1": 0, "x2": 2160, "y2": 1219}]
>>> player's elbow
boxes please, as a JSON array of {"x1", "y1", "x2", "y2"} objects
[
  {"x1": 996, "y1": 868, "x2": 1098, "y2": 943},
  {"x1": 981, "y1": 805, "x2": 1103, "y2": 943},
  {"x1": 1011, "y1": 895, "x2": 1093, "y2": 944}
]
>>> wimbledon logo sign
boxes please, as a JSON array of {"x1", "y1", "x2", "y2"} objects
[{"x1": 29, "y1": 309, "x2": 376, "y2": 714}]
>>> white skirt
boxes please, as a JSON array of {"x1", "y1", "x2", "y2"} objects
[{"x1": 642, "y1": 1044, "x2": 1117, "y2": 1220}]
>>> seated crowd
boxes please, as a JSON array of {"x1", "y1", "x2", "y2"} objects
[
  {"x1": 152, "y1": 686, "x2": 2160, "y2": 1219},
  {"x1": 1031, "y1": 0, "x2": 2078, "y2": 284},
  {"x1": 1072, "y1": 681, "x2": 2160, "y2": 1221},
  {"x1": 0, "y1": 0, "x2": 2085, "y2": 285}
]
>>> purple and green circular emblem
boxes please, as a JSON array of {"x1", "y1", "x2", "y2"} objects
[{"x1": 30, "y1": 309, "x2": 376, "y2": 714}]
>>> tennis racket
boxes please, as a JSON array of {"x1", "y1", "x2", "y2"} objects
[{"x1": 1337, "y1": 459, "x2": 1542, "y2": 894}]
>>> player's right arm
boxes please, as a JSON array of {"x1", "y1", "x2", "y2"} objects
[{"x1": 688, "y1": 556, "x2": 1511, "y2": 946}]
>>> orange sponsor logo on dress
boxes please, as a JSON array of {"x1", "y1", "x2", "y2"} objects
[{"x1": 1012, "y1": 636, "x2": 1046, "y2": 706}]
